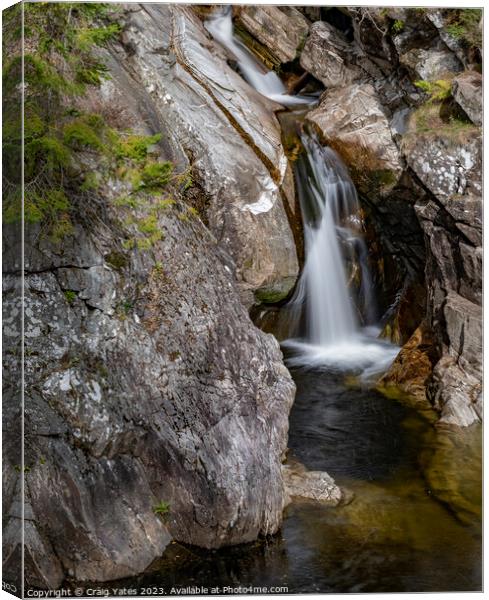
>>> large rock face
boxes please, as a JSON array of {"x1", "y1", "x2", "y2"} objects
[
  {"x1": 3, "y1": 199, "x2": 295, "y2": 588},
  {"x1": 110, "y1": 4, "x2": 299, "y2": 307},
  {"x1": 3, "y1": 3, "x2": 298, "y2": 589},
  {"x1": 404, "y1": 123, "x2": 482, "y2": 426}
]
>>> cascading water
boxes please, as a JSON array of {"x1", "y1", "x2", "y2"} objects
[
  {"x1": 205, "y1": 8, "x2": 310, "y2": 106},
  {"x1": 206, "y1": 9, "x2": 398, "y2": 376},
  {"x1": 284, "y1": 134, "x2": 398, "y2": 375}
]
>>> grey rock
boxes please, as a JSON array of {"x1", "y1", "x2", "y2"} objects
[
  {"x1": 282, "y1": 463, "x2": 343, "y2": 506},
  {"x1": 399, "y1": 46, "x2": 462, "y2": 81},
  {"x1": 426, "y1": 9, "x2": 482, "y2": 67},
  {"x1": 403, "y1": 131, "x2": 482, "y2": 201},
  {"x1": 6, "y1": 202, "x2": 297, "y2": 587},
  {"x1": 452, "y1": 71, "x2": 482, "y2": 126},
  {"x1": 101, "y1": 4, "x2": 299, "y2": 305},
  {"x1": 300, "y1": 22, "x2": 360, "y2": 88},
  {"x1": 237, "y1": 6, "x2": 309, "y2": 64}
]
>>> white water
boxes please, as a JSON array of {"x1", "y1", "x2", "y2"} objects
[
  {"x1": 205, "y1": 8, "x2": 311, "y2": 107},
  {"x1": 206, "y1": 9, "x2": 398, "y2": 375},
  {"x1": 283, "y1": 135, "x2": 398, "y2": 375}
]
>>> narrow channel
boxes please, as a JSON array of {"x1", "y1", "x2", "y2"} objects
[{"x1": 117, "y1": 8, "x2": 482, "y2": 593}]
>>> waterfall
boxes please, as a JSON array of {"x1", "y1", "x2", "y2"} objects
[
  {"x1": 290, "y1": 134, "x2": 380, "y2": 344},
  {"x1": 285, "y1": 134, "x2": 398, "y2": 374},
  {"x1": 205, "y1": 8, "x2": 310, "y2": 106},
  {"x1": 206, "y1": 9, "x2": 398, "y2": 375}
]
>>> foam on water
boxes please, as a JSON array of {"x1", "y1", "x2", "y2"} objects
[
  {"x1": 205, "y1": 8, "x2": 312, "y2": 107},
  {"x1": 283, "y1": 135, "x2": 399, "y2": 375}
]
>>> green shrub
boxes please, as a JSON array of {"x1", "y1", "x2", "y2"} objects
[
  {"x1": 3, "y1": 3, "x2": 119, "y2": 237},
  {"x1": 445, "y1": 9, "x2": 482, "y2": 48},
  {"x1": 153, "y1": 501, "x2": 171, "y2": 516},
  {"x1": 63, "y1": 119, "x2": 104, "y2": 150},
  {"x1": 115, "y1": 133, "x2": 162, "y2": 163},
  {"x1": 138, "y1": 162, "x2": 174, "y2": 191},
  {"x1": 392, "y1": 19, "x2": 404, "y2": 34},
  {"x1": 414, "y1": 79, "x2": 452, "y2": 102}
]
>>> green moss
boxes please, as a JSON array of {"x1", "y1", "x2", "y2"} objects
[
  {"x1": 64, "y1": 290, "x2": 77, "y2": 304},
  {"x1": 105, "y1": 251, "x2": 128, "y2": 270},
  {"x1": 80, "y1": 172, "x2": 99, "y2": 191},
  {"x1": 138, "y1": 161, "x2": 174, "y2": 191},
  {"x1": 372, "y1": 169, "x2": 397, "y2": 188},
  {"x1": 391, "y1": 19, "x2": 404, "y2": 34},
  {"x1": 151, "y1": 198, "x2": 176, "y2": 213},
  {"x1": 407, "y1": 103, "x2": 476, "y2": 141},
  {"x1": 414, "y1": 79, "x2": 452, "y2": 103},
  {"x1": 255, "y1": 285, "x2": 291, "y2": 304},
  {"x1": 444, "y1": 9, "x2": 482, "y2": 48},
  {"x1": 153, "y1": 261, "x2": 165, "y2": 276}
]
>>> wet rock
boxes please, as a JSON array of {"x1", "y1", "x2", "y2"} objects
[
  {"x1": 379, "y1": 323, "x2": 435, "y2": 408},
  {"x1": 236, "y1": 6, "x2": 310, "y2": 64},
  {"x1": 420, "y1": 425, "x2": 482, "y2": 525},
  {"x1": 452, "y1": 71, "x2": 482, "y2": 126},
  {"x1": 282, "y1": 462, "x2": 343, "y2": 506}
]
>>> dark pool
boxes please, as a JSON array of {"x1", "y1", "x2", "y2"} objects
[{"x1": 117, "y1": 366, "x2": 482, "y2": 593}]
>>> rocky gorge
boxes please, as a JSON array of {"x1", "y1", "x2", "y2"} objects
[{"x1": 2, "y1": 3, "x2": 482, "y2": 593}]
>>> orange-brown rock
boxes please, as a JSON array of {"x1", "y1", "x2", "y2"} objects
[{"x1": 378, "y1": 323, "x2": 436, "y2": 407}]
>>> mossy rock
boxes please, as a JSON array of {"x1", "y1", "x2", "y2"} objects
[{"x1": 254, "y1": 277, "x2": 296, "y2": 305}]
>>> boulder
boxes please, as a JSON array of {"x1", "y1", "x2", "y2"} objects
[
  {"x1": 282, "y1": 462, "x2": 343, "y2": 506},
  {"x1": 399, "y1": 46, "x2": 462, "y2": 81},
  {"x1": 4, "y1": 188, "x2": 296, "y2": 587},
  {"x1": 306, "y1": 83, "x2": 403, "y2": 197},
  {"x1": 236, "y1": 6, "x2": 309, "y2": 64},
  {"x1": 378, "y1": 323, "x2": 435, "y2": 408},
  {"x1": 300, "y1": 21, "x2": 360, "y2": 88},
  {"x1": 403, "y1": 127, "x2": 481, "y2": 201},
  {"x1": 452, "y1": 70, "x2": 482, "y2": 126}
]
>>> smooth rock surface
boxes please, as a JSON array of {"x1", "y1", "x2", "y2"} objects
[
  {"x1": 237, "y1": 6, "x2": 309, "y2": 64},
  {"x1": 307, "y1": 83, "x2": 403, "y2": 193},
  {"x1": 107, "y1": 4, "x2": 299, "y2": 305},
  {"x1": 282, "y1": 463, "x2": 343, "y2": 506}
]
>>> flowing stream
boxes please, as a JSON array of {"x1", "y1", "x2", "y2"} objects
[
  {"x1": 282, "y1": 134, "x2": 398, "y2": 377},
  {"x1": 118, "y1": 11, "x2": 482, "y2": 593},
  {"x1": 204, "y1": 8, "x2": 311, "y2": 106}
]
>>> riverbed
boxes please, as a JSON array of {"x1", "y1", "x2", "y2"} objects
[{"x1": 122, "y1": 365, "x2": 481, "y2": 593}]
